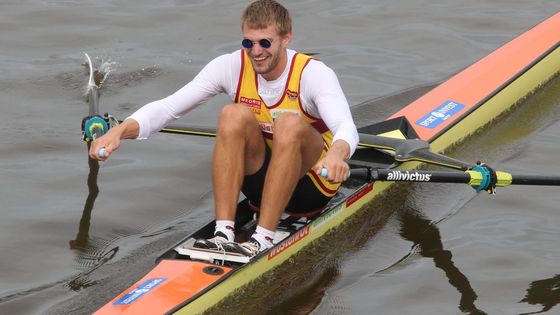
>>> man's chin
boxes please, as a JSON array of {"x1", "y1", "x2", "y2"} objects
[{"x1": 253, "y1": 65, "x2": 270, "y2": 75}]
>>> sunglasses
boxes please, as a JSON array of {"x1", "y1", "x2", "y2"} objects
[{"x1": 241, "y1": 38, "x2": 272, "y2": 49}]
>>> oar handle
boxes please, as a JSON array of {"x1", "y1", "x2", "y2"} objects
[{"x1": 320, "y1": 168, "x2": 352, "y2": 179}]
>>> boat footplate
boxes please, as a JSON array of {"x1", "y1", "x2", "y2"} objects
[
  {"x1": 176, "y1": 239, "x2": 252, "y2": 264},
  {"x1": 175, "y1": 229, "x2": 293, "y2": 265}
]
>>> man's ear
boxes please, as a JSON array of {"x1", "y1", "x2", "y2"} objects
[{"x1": 283, "y1": 32, "x2": 292, "y2": 47}]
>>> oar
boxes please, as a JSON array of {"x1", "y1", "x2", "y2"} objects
[
  {"x1": 82, "y1": 53, "x2": 119, "y2": 144},
  {"x1": 108, "y1": 119, "x2": 560, "y2": 194},
  {"x1": 160, "y1": 124, "x2": 217, "y2": 137},
  {"x1": 82, "y1": 53, "x2": 109, "y2": 142},
  {"x1": 371, "y1": 168, "x2": 560, "y2": 191},
  {"x1": 160, "y1": 123, "x2": 472, "y2": 170}
]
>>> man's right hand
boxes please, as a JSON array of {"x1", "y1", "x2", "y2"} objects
[
  {"x1": 89, "y1": 119, "x2": 140, "y2": 161},
  {"x1": 89, "y1": 129, "x2": 121, "y2": 160}
]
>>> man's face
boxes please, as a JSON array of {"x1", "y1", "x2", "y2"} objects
[{"x1": 242, "y1": 23, "x2": 291, "y2": 80}]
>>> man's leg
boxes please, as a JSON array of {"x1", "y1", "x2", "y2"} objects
[
  {"x1": 258, "y1": 112, "x2": 324, "y2": 231},
  {"x1": 195, "y1": 103, "x2": 264, "y2": 248},
  {"x1": 224, "y1": 112, "x2": 324, "y2": 256},
  {"x1": 213, "y1": 103, "x2": 265, "y2": 220}
]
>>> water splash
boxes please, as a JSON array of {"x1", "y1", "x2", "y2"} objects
[{"x1": 82, "y1": 55, "x2": 117, "y2": 102}]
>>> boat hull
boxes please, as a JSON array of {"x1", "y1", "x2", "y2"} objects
[{"x1": 94, "y1": 13, "x2": 560, "y2": 315}]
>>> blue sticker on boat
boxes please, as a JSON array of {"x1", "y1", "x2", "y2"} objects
[
  {"x1": 415, "y1": 100, "x2": 466, "y2": 129},
  {"x1": 113, "y1": 278, "x2": 167, "y2": 305}
]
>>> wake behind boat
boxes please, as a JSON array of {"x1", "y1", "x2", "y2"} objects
[{"x1": 93, "y1": 13, "x2": 560, "y2": 315}]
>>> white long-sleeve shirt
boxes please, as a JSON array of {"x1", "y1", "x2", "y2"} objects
[{"x1": 129, "y1": 49, "x2": 359, "y2": 155}]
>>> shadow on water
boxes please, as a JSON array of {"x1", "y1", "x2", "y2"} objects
[
  {"x1": 268, "y1": 200, "x2": 488, "y2": 315},
  {"x1": 397, "y1": 206, "x2": 487, "y2": 315},
  {"x1": 268, "y1": 265, "x2": 343, "y2": 314},
  {"x1": 519, "y1": 275, "x2": 560, "y2": 315},
  {"x1": 69, "y1": 144, "x2": 99, "y2": 251},
  {"x1": 66, "y1": 145, "x2": 120, "y2": 292}
]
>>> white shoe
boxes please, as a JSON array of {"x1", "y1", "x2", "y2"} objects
[
  {"x1": 193, "y1": 231, "x2": 229, "y2": 250},
  {"x1": 223, "y1": 237, "x2": 261, "y2": 257}
]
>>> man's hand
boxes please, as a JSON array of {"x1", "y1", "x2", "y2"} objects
[
  {"x1": 313, "y1": 140, "x2": 351, "y2": 183},
  {"x1": 89, "y1": 119, "x2": 140, "y2": 161}
]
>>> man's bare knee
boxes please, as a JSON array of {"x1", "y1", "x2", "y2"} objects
[
  {"x1": 273, "y1": 113, "x2": 308, "y2": 144},
  {"x1": 218, "y1": 103, "x2": 253, "y2": 135}
]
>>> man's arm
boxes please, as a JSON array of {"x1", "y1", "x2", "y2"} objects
[
  {"x1": 89, "y1": 51, "x2": 242, "y2": 160},
  {"x1": 302, "y1": 60, "x2": 358, "y2": 182},
  {"x1": 129, "y1": 52, "x2": 238, "y2": 139}
]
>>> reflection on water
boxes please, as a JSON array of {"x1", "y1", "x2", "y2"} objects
[
  {"x1": 519, "y1": 274, "x2": 560, "y2": 315},
  {"x1": 69, "y1": 145, "x2": 99, "y2": 251},
  {"x1": 67, "y1": 59, "x2": 121, "y2": 292},
  {"x1": 66, "y1": 148, "x2": 119, "y2": 291},
  {"x1": 271, "y1": 265, "x2": 343, "y2": 315},
  {"x1": 398, "y1": 207, "x2": 487, "y2": 315}
]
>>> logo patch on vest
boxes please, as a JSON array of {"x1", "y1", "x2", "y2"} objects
[
  {"x1": 286, "y1": 89, "x2": 298, "y2": 100},
  {"x1": 240, "y1": 96, "x2": 261, "y2": 114},
  {"x1": 270, "y1": 109, "x2": 300, "y2": 120}
]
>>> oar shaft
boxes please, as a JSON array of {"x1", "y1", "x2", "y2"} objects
[
  {"x1": 511, "y1": 175, "x2": 560, "y2": 186},
  {"x1": 372, "y1": 169, "x2": 560, "y2": 188},
  {"x1": 88, "y1": 85, "x2": 100, "y2": 116},
  {"x1": 148, "y1": 124, "x2": 560, "y2": 188}
]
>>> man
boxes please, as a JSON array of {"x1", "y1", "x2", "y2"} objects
[{"x1": 90, "y1": 0, "x2": 358, "y2": 258}]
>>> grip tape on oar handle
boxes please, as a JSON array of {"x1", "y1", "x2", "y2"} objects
[
  {"x1": 320, "y1": 168, "x2": 352, "y2": 179},
  {"x1": 99, "y1": 148, "x2": 106, "y2": 158}
]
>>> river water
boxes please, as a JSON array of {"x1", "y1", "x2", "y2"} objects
[{"x1": 1, "y1": 1, "x2": 559, "y2": 314}]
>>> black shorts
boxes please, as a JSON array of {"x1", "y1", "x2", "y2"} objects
[{"x1": 241, "y1": 145, "x2": 332, "y2": 215}]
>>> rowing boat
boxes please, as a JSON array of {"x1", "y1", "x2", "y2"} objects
[{"x1": 93, "y1": 13, "x2": 560, "y2": 315}]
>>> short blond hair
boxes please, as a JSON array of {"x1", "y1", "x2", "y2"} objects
[{"x1": 241, "y1": 0, "x2": 292, "y2": 36}]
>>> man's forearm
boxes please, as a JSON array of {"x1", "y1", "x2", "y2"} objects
[{"x1": 115, "y1": 118, "x2": 140, "y2": 139}]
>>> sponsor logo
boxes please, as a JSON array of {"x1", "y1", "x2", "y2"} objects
[
  {"x1": 270, "y1": 108, "x2": 300, "y2": 120},
  {"x1": 311, "y1": 204, "x2": 344, "y2": 230},
  {"x1": 240, "y1": 96, "x2": 261, "y2": 114},
  {"x1": 268, "y1": 225, "x2": 310, "y2": 260},
  {"x1": 240, "y1": 96, "x2": 261, "y2": 108},
  {"x1": 113, "y1": 278, "x2": 167, "y2": 305},
  {"x1": 286, "y1": 89, "x2": 298, "y2": 100},
  {"x1": 415, "y1": 100, "x2": 465, "y2": 129},
  {"x1": 386, "y1": 171, "x2": 432, "y2": 182},
  {"x1": 346, "y1": 183, "x2": 373, "y2": 207}
]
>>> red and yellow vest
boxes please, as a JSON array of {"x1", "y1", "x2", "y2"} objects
[{"x1": 235, "y1": 50, "x2": 340, "y2": 197}]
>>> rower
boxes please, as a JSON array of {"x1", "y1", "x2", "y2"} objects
[{"x1": 89, "y1": 0, "x2": 358, "y2": 258}]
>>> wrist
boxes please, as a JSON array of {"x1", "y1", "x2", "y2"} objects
[
  {"x1": 118, "y1": 119, "x2": 140, "y2": 139},
  {"x1": 329, "y1": 140, "x2": 351, "y2": 161}
]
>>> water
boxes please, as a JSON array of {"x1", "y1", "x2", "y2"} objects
[{"x1": 0, "y1": 1, "x2": 559, "y2": 314}]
